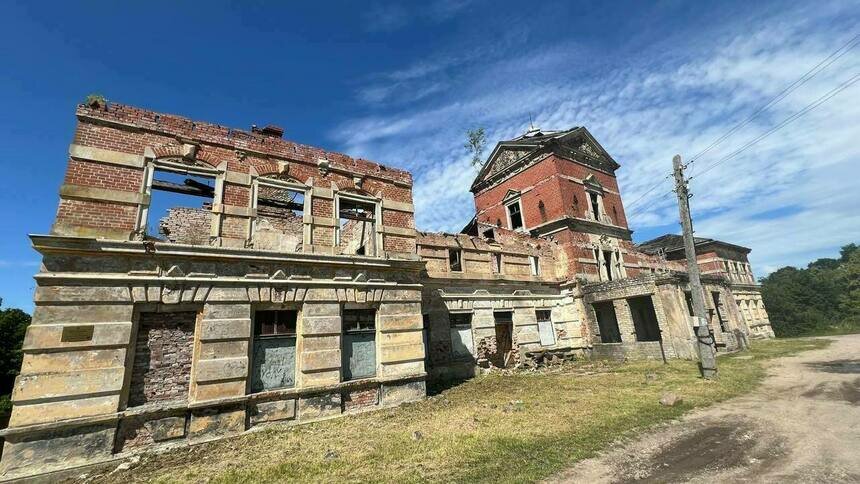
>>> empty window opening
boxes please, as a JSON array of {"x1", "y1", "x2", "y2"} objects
[
  {"x1": 449, "y1": 312, "x2": 474, "y2": 360},
  {"x1": 712, "y1": 292, "x2": 728, "y2": 332},
  {"x1": 253, "y1": 183, "x2": 304, "y2": 252},
  {"x1": 507, "y1": 201, "x2": 523, "y2": 231},
  {"x1": 338, "y1": 198, "x2": 376, "y2": 256},
  {"x1": 150, "y1": 169, "x2": 216, "y2": 245},
  {"x1": 482, "y1": 228, "x2": 495, "y2": 240},
  {"x1": 684, "y1": 291, "x2": 695, "y2": 316},
  {"x1": 536, "y1": 309, "x2": 555, "y2": 346},
  {"x1": 592, "y1": 302, "x2": 621, "y2": 343},
  {"x1": 629, "y1": 296, "x2": 661, "y2": 342},
  {"x1": 602, "y1": 250, "x2": 614, "y2": 281},
  {"x1": 250, "y1": 310, "x2": 297, "y2": 392},
  {"x1": 589, "y1": 192, "x2": 600, "y2": 220},
  {"x1": 343, "y1": 309, "x2": 376, "y2": 381},
  {"x1": 492, "y1": 253, "x2": 502, "y2": 273},
  {"x1": 449, "y1": 249, "x2": 463, "y2": 272},
  {"x1": 530, "y1": 255, "x2": 541, "y2": 276}
]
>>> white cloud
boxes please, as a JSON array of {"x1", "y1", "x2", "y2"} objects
[{"x1": 336, "y1": 1, "x2": 860, "y2": 273}]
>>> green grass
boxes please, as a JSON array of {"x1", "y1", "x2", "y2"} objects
[{"x1": 104, "y1": 338, "x2": 830, "y2": 484}]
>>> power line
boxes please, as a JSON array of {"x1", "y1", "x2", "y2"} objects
[
  {"x1": 686, "y1": 33, "x2": 860, "y2": 170},
  {"x1": 690, "y1": 71, "x2": 860, "y2": 180},
  {"x1": 625, "y1": 33, "x2": 859, "y2": 218}
]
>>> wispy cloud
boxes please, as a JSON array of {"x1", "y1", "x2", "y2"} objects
[
  {"x1": 336, "y1": 1, "x2": 860, "y2": 274},
  {"x1": 361, "y1": 0, "x2": 475, "y2": 33}
]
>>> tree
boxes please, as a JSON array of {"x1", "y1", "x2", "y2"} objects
[
  {"x1": 0, "y1": 302, "x2": 31, "y2": 417},
  {"x1": 464, "y1": 127, "x2": 487, "y2": 167},
  {"x1": 761, "y1": 242, "x2": 860, "y2": 336}
]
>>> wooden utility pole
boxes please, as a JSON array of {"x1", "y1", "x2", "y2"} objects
[{"x1": 672, "y1": 155, "x2": 718, "y2": 379}]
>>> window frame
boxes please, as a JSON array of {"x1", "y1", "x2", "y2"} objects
[
  {"x1": 138, "y1": 159, "x2": 224, "y2": 241},
  {"x1": 535, "y1": 309, "x2": 555, "y2": 346},
  {"x1": 249, "y1": 308, "x2": 299, "y2": 394},
  {"x1": 335, "y1": 192, "x2": 381, "y2": 257},
  {"x1": 449, "y1": 248, "x2": 463, "y2": 272},
  {"x1": 530, "y1": 255, "x2": 540, "y2": 276},
  {"x1": 251, "y1": 176, "x2": 310, "y2": 248},
  {"x1": 505, "y1": 199, "x2": 525, "y2": 232},
  {"x1": 342, "y1": 307, "x2": 378, "y2": 381}
]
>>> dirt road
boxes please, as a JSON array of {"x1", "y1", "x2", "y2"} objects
[{"x1": 550, "y1": 334, "x2": 860, "y2": 483}]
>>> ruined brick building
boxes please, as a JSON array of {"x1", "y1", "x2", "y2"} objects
[{"x1": 0, "y1": 101, "x2": 773, "y2": 478}]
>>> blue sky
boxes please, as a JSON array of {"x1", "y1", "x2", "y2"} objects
[{"x1": 1, "y1": 0, "x2": 858, "y2": 312}]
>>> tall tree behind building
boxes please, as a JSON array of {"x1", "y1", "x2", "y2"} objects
[
  {"x1": 0, "y1": 301, "x2": 31, "y2": 423},
  {"x1": 761, "y1": 243, "x2": 860, "y2": 336}
]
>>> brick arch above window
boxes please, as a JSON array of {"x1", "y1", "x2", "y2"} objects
[{"x1": 148, "y1": 144, "x2": 221, "y2": 168}]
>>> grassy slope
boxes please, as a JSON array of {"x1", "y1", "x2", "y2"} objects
[{"x1": 101, "y1": 338, "x2": 829, "y2": 484}]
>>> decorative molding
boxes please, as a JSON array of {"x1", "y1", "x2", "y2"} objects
[
  {"x1": 68, "y1": 144, "x2": 145, "y2": 168},
  {"x1": 59, "y1": 184, "x2": 150, "y2": 206}
]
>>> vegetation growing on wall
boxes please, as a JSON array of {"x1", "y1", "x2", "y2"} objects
[{"x1": 761, "y1": 243, "x2": 860, "y2": 337}]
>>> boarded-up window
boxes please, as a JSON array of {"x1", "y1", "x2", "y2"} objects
[
  {"x1": 536, "y1": 310, "x2": 555, "y2": 346},
  {"x1": 129, "y1": 311, "x2": 196, "y2": 407},
  {"x1": 343, "y1": 309, "x2": 376, "y2": 380},
  {"x1": 250, "y1": 310, "x2": 297, "y2": 393},
  {"x1": 449, "y1": 312, "x2": 474, "y2": 359}
]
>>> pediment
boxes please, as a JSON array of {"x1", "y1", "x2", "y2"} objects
[
  {"x1": 471, "y1": 145, "x2": 536, "y2": 191},
  {"x1": 583, "y1": 174, "x2": 603, "y2": 191},
  {"x1": 502, "y1": 189, "x2": 521, "y2": 202}
]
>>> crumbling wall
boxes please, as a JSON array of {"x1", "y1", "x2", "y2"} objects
[
  {"x1": 253, "y1": 205, "x2": 304, "y2": 252},
  {"x1": 159, "y1": 206, "x2": 211, "y2": 245}
]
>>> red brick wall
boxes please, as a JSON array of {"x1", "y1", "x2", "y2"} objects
[
  {"x1": 53, "y1": 101, "x2": 417, "y2": 255},
  {"x1": 128, "y1": 311, "x2": 196, "y2": 407},
  {"x1": 473, "y1": 155, "x2": 629, "y2": 231},
  {"x1": 342, "y1": 387, "x2": 379, "y2": 412}
]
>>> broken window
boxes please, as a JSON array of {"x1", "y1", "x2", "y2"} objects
[
  {"x1": 684, "y1": 291, "x2": 695, "y2": 316},
  {"x1": 149, "y1": 169, "x2": 216, "y2": 245},
  {"x1": 530, "y1": 255, "x2": 541, "y2": 276},
  {"x1": 342, "y1": 309, "x2": 376, "y2": 380},
  {"x1": 536, "y1": 309, "x2": 555, "y2": 346},
  {"x1": 449, "y1": 249, "x2": 463, "y2": 272},
  {"x1": 589, "y1": 192, "x2": 600, "y2": 221},
  {"x1": 449, "y1": 312, "x2": 474, "y2": 360},
  {"x1": 253, "y1": 180, "x2": 305, "y2": 252},
  {"x1": 492, "y1": 252, "x2": 502, "y2": 273},
  {"x1": 602, "y1": 250, "x2": 614, "y2": 281},
  {"x1": 507, "y1": 201, "x2": 523, "y2": 231},
  {"x1": 337, "y1": 197, "x2": 376, "y2": 256},
  {"x1": 250, "y1": 310, "x2": 297, "y2": 392}
]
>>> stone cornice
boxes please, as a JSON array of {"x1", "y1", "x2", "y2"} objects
[{"x1": 29, "y1": 235, "x2": 425, "y2": 271}]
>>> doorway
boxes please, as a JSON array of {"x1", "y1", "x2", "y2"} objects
[
  {"x1": 628, "y1": 296, "x2": 661, "y2": 341},
  {"x1": 592, "y1": 301, "x2": 622, "y2": 343},
  {"x1": 494, "y1": 311, "x2": 514, "y2": 367}
]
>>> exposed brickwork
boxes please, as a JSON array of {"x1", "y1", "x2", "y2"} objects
[
  {"x1": 342, "y1": 387, "x2": 379, "y2": 412},
  {"x1": 223, "y1": 184, "x2": 250, "y2": 207},
  {"x1": 382, "y1": 209, "x2": 414, "y2": 228},
  {"x1": 128, "y1": 312, "x2": 196, "y2": 407},
  {"x1": 64, "y1": 159, "x2": 142, "y2": 192},
  {"x1": 55, "y1": 199, "x2": 137, "y2": 231},
  {"x1": 311, "y1": 198, "x2": 333, "y2": 217},
  {"x1": 159, "y1": 206, "x2": 211, "y2": 244}
]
